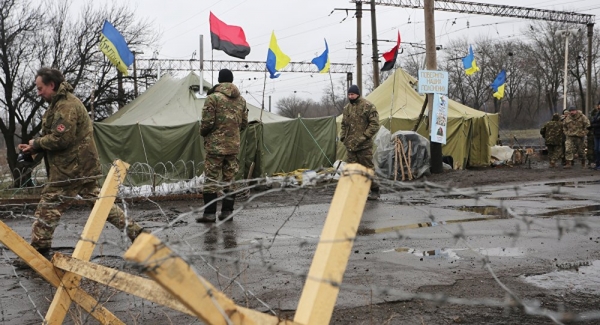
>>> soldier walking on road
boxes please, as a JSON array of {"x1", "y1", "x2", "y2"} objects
[
  {"x1": 562, "y1": 106, "x2": 590, "y2": 168},
  {"x1": 589, "y1": 101, "x2": 600, "y2": 169},
  {"x1": 340, "y1": 85, "x2": 380, "y2": 200},
  {"x1": 540, "y1": 113, "x2": 564, "y2": 168},
  {"x1": 16, "y1": 68, "x2": 145, "y2": 267},
  {"x1": 198, "y1": 69, "x2": 248, "y2": 223}
]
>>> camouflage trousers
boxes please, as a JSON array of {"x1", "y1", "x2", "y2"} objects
[
  {"x1": 565, "y1": 136, "x2": 585, "y2": 162},
  {"x1": 31, "y1": 181, "x2": 143, "y2": 251},
  {"x1": 346, "y1": 148, "x2": 379, "y2": 191},
  {"x1": 204, "y1": 153, "x2": 239, "y2": 194},
  {"x1": 547, "y1": 144, "x2": 563, "y2": 163}
]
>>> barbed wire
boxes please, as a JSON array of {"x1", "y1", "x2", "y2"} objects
[{"x1": 1, "y1": 162, "x2": 600, "y2": 324}]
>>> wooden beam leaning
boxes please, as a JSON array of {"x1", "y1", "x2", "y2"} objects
[
  {"x1": 45, "y1": 160, "x2": 130, "y2": 324},
  {"x1": 52, "y1": 253, "x2": 194, "y2": 316},
  {"x1": 0, "y1": 221, "x2": 123, "y2": 324},
  {"x1": 124, "y1": 233, "x2": 299, "y2": 325},
  {"x1": 294, "y1": 163, "x2": 373, "y2": 325}
]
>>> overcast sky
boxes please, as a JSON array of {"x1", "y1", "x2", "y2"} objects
[{"x1": 85, "y1": 0, "x2": 600, "y2": 111}]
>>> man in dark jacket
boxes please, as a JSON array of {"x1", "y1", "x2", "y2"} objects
[
  {"x1": 340, "y1": 85, "x2": 380, "y2": 200},
  {"x1": 540, "y1": 113, "x2": 564, "y2": 168},
  {"x1": 17, "y1": 68, "x2": 144, "y2": 262},
  {"x1": 198, "y1": 69, "x2": 248, "y2": 222},
  {"x1": 589, "y1": 101, "x2": 600, "y2": 170}
]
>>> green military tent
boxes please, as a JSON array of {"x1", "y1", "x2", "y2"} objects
[
  {"x1": 336, "y1": 68, "x2": 499, "y2": 169},
  {"x1": 94, "y1": 72, "x2": 337, "y2": 185}
]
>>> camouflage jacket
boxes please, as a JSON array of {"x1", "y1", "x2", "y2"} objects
[
  {"x1": 340, "y1": 97, "x2": 379, "y2": 152},
  {"x1": 540, "y1": 117, "x2": 564, "y2": 146},
  {"x1": 562, "y1": 111, "x2": 590, "y2": 137},
  {"x1": 201, "y1": 83, "x2": 248, "y2": 155},
  {"x1": 32, "y1": 82, "x2": 101, "y2": 186}
]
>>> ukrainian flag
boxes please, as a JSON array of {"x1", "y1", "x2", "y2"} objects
[
  {"x1": 311, "y1": 39, "x2": 330, "y2": 73},
  {"x1": 99, "y1": 20, "x2": 134, "y2": 76},
  {"x1": 491, "y1": 69, "x2": 506, "y2": 99},
  {"x1": 462, "y1": 45, "x2": 480, "y2": 76},
  {"x1": 266, "y1": 31, "x2": 291, "y2": 79}
]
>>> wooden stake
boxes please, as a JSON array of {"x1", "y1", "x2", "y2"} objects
[
  {"x1": 408, "y1": 140, "x2": 413, "y2": 180},
  {"x1": 0, "y1": 221, "x2": 123, "y2": 324},
  {"x1": 52, "y1": 253, "x2": 194, "y2": 316},
  {"x1": 394, "y1": 139, "x2": 398, "y2": 181},
  {"x1": 294, "y1": 163, "x2": 372, "y2": 325},
  {"x1": 398, "y1": 141, "x2": 413, "y2": 180},
  {"x1": 124, "y1": 233, "x2": 298, "y2": 325},
  {"x1": 45, "y1": 160, "x2": 129, "y2": 324},
  {"x1": 398, "y1": 140, "x2": 405, "y2": 181}
]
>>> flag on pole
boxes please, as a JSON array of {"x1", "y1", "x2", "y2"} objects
[
  {"x1": 491, "y1": 69, "x2": 506, "y2": 99},
  {"x1": 462, "y1": 45, "x2": 480, "y2": 75},
  {"x1": 311, "y1": 39, "x2": 330, "y2": 73},
  {"x1": 381, "y1": 31, "x2": 401, "y2": 72},
  {"x1": 266, "y1": 31, "x2": 291, "y2": 79},
  {"x1": 209, "y1": 12, "x2": 251, "y2": 59},
  {"x1": 99, "y1": 20, "x2": 134, "y2": 75}
]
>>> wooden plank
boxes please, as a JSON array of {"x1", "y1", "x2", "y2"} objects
[
  {"x1": 294, "y1": 163, "x2": 372, "y2": 325},
  {"x1": 0, "y1": 221, "x2": 123, "y2": 325},
  {"x1": 124, "y1": 233, "x2": 299, "y2": 325},
  {"x1": 52, "y1": 253, "x2": 195, "y2": 316},
  {"x1": 45, "y1": 160, "x2": 129, "y2": 324}
]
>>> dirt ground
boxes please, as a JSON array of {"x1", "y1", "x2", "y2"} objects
[{"x1": 2, "y1": 153, "x2": 600, "y2": 325}]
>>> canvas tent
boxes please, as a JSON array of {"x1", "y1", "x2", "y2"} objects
[
  {"x1": 94, "y1": 72, "x2": 337, "y2": 185},
  {"x1": 336, "y1": 68, "x2": 499, "y2": 169}
]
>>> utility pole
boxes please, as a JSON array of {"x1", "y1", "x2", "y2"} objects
[
  {"x1": 587, "y1": 23, "x2": 594, "y2": 116},
  {"x1": 370, "y1": 0, "x2": 380, "y2": 88},
  {"x1": 424, "y1": 0, "x2": 443, "y2": 174},
  {"x1": 356, "y1": 1, "x2": 363, "y2": 91}
]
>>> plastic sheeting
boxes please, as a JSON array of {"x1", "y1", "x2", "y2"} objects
[{"x1": 374, "y1": 130, "x2": 431, "y2": 180}]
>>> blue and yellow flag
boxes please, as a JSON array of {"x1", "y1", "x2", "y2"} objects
[
  {"x1": 266, "y1": 31, "x2": 291, "y2": 79},
  {"x1": 99, "y1": 20, "x2": 134, "y2": 76},
  {"x1": 462, "y1": 45, "x2": 480, "y2": 76},
  {"x1": 311, "y1": 39, "x2": 330, "y2": 73},
  {"x1": 491, "y1": 69, "x2": 506, "y2": 99}
]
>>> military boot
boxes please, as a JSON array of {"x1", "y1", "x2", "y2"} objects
[
  {"x1": 367, "y1": 188, "x2": 380, "y2": 201},
  {"x1": 12, "y1": 247, "x2": 53, "y2": 270},
  {"x1": 549, "y1": 160, "x2": 556, "y2": 168},
  {"x1": 582, "y1": 160, "x2": 586, "y2": 168},
  {"x1": 197, "y1": 193, "x2": 217, "y2": 223},
  {"x1": 564, "y1": 160, "x2": 573, "y2": 169},
  {"x1": 219, "y1": 191, "x2": 235, "y2": 222}
]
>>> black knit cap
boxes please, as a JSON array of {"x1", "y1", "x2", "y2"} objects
[
  {"x1": 348, "y1": 84, "x2": 360, "y2": 95},
  {"x1": 218, "y1": 69, "x2": 234, "y2": 83}
]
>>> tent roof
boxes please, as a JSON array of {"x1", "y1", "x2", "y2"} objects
[
  {"x1": 337, "y1": 68, "x2": 492, "y2": 122},
  {"x1": 101, "y1": 72, "x2": 288, "y2": 126}
]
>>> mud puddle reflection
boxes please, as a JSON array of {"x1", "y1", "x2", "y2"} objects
[{"x1": 538, "y1": 205, "x2": 600, "y2": 217}]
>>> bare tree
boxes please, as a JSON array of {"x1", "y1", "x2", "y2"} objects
[{"x1": 0, "y1": 0, "x2": 158, "y2": 186}]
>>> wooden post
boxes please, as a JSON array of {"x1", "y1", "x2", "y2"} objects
[
  {"x1": 124, "y1": 233, "x2": 299, "y2": 325},
  {"x1": 45, "y1": 160, "x2": 129, "y2": 324},
  {"x1": 52, "y1": 253, "x2": 197, "y2": 316},
  {"x1": 0, "y1": 221, "x2": 123, "y2": 324},
  {"x1": 294, "y1": 163, "x2": 372, "y2": 325}
]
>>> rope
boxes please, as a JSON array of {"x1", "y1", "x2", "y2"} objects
[{"x1": 298, "y1": 118, "x2": 334, "y2": 166}]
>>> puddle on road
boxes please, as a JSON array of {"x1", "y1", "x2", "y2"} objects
[
  {"x1": 538, "y1": 205, "x2": 600, "y2": 217},
  {"x1": 544, "y1": 180, "x2": 600, "y2": 187},
  {"x1": 358, "y1": 214, "x2": 508, "y2": 235},
  {"x1": 475, "y1": 247, "x2": 528, "y2": 257},
  {"x1": 392, "y1": 247, "x2": 463, "y2": 259},
  {"x1": 522, "y1": 260, "x2": 600, "y2": 294},
  {"x1": 458, "y1": 206, "x2": 505, "y2": 215}
]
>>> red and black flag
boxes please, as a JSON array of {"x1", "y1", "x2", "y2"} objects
[
  {"x1": 381, "y1": 31, "x2": 401, "y2": 72},
  {"x1": 209, "y1": 12, "x2": 251, "y2": 59}
]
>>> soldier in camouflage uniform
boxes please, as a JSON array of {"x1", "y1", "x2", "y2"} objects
[
  {"x1": 198, "y1": 69, "x2": 248, "y2": 222},
  {"x1": 540, "y1": 113, "x2": 564, "y2": 168},
  {"x1": 17, "y1": 68, "x2": 144, "y2": 263},
  {"x1": 589, "y1": 101, "x2": 600, "y2": 169},
  {"x1": 340, "y1": 85, "x2": 380, "y2": 200},
  {"x1": 562, "y1": 106, "x2": 591, "y2": 168}
]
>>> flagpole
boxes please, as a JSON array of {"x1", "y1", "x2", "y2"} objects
[
  {"x1": 260, "y1": 69, "x2": 267, "y2": 121},
  {"x1": 199, "y1": 35, "x2": 204, "y2": 96},
  {"x1": 211, "y1": 50, "x2": 214, "y2": 86},
  {"x1": 328, "y1": 71, "x2": 336, "y2": 115}
]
